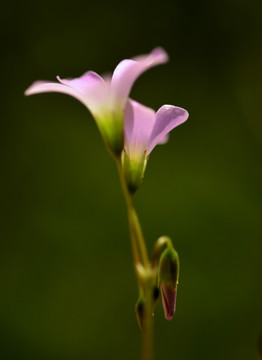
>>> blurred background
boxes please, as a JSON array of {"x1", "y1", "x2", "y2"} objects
[{"x1": 1, "y1": 0, "x2": 262, "y2": 359}]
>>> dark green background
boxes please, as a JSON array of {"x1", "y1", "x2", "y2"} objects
[{"x1": 1, "y1": 1, "x2": 262, "y2": 359}]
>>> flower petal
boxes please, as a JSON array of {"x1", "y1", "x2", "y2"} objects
[
  {"x1": 147, "y1": 105, "x2": 189, "y2": 154},
  {"x1": 25, "y1": 71, "x2": 108, "y2": 116},
  {"x1": 124, "y1": 99, "x2": 156, "y2": 157},
  {"x1": 25, "y1": 80, "x2": 87, "y2": 104},
  {"x1": 57, "y1": 71, "x2": 104, "y2": 96},
  {"x1": 158, "y1": 134, "x2": 169, "y2": 145},
  {"x1": 161, "y1": 285, "x2": 177, "y2": 321},
  {"x1": 111, "y1": 47, "x2": 169, "y2": 107}
]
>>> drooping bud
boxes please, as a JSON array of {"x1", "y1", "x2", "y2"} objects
[{"x1": 158, "y1": 247, "x2": 179, "y2": 321}]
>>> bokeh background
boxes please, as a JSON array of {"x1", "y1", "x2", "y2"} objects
[{"x1": 1, "y1": 0, "x2": 262, "y2": 359}]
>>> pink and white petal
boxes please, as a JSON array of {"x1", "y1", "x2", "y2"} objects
[
  {"x1": 147, "y1": 105, "x2": 189, "y2": 154},
  {"x1": 132, "y1": 47, "x2": 169, "y2": 64},
  {"x1": 111, "y1": 47, "x2": 169, "y2": 107},
  {"x1": 25, "y1": 72, "x2": 109, "y2": 116},
  {"x1": 124, "y1": 99, "x2": 156, "y2": 156},
  {"x1": 25, "y1": 81, "x2": 88, "y2": 108},
  {"x1": 57, "y1": 71, "x2": 110, "y2": 114},
  {"x1": 57, "y1": 71, "x2": 104, "y2": 96}
]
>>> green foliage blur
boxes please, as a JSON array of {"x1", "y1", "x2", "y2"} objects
[{"x1": 1, "y1": 0, "x2": 262, "y2": 359}]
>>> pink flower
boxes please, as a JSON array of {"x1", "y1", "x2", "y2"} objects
[
  {"x1": 123, "y1": 100, "x2": 189, "y2": 192},
  {"x1": 25, "y1": 48, "x2": 168, "y2": 154}
]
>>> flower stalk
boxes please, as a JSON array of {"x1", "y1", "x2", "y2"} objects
[{"x1": 115, "y1": 154, "x2": 155, "y2": 360}]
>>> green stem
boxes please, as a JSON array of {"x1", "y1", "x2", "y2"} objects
[
  {"x1": 114, "y1": 155, "x2": 154, "y2": 360},
  {"x1": 152, "y1": 236, "x2": 173, "y2": 268},
  {"x1": 115, "y1": 156, "x2": 149, "y2": 268},
  {"x1": 143, "y1": 275, "x2": 154, "y2": 360}
]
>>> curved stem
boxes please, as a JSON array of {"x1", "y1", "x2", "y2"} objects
[{"x1": 152, "y1": 236, "x2": 173, "y2": 268}]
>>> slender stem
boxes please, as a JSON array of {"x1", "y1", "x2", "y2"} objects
[
  {"x1": 130, "y1": 208, "x2": 150, "y2": 268},
  {"x1": 115, "y1": 156, "x2": 149, "y2": 268},
  {"x1": 114, "y1": 155, "x2": 154, "y2": 360},
  {"x1": 115, "y1": 156, "x2": 141, "y2": 268},
  {"x1": 143, "y1": 276, "x2": 154, "y2": 360}
]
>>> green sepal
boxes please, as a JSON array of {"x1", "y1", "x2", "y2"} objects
[
  {"x1": 122, "y1": 151, "x2": 147, "y2": 194},
  {"x1": 158, "y1": 248, "x2": 179, "y2": 289},
  {"x1": 96, "y1": 111, "x2": 124, "y2": 156}
]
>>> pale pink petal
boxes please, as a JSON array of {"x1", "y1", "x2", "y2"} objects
[
  {"x1": 111, "y1": 47, "x2": 169, "y2": 107},
  {"x1": 25, "y1": 72, "x2": 108, "y2": 116},
  {"x1": 147, "y1": 105, "x2": 189, "y2": 154},
  {"x1": 25, "y1": 81, "x2": 88, "y2": 107},
  {"x1": 57, "y1": 71, "x2": 109, "y2": 114},
  {"x1": 158, "y1": 134, "x2": 169, "y2": 145},
  {"x1": 57, "y1": 71, "x2": 104, "y2": 96},
  {"x1": 124, "y1": 99, "x2": 155, "y2": 157}
]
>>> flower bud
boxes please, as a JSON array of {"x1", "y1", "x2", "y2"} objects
[
  {"x1": 135, "y1": 286, "x2": 159, "y2": 333},
  {"x1": 158, "y1": 247, "x2": 179, "y2": 321}
]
